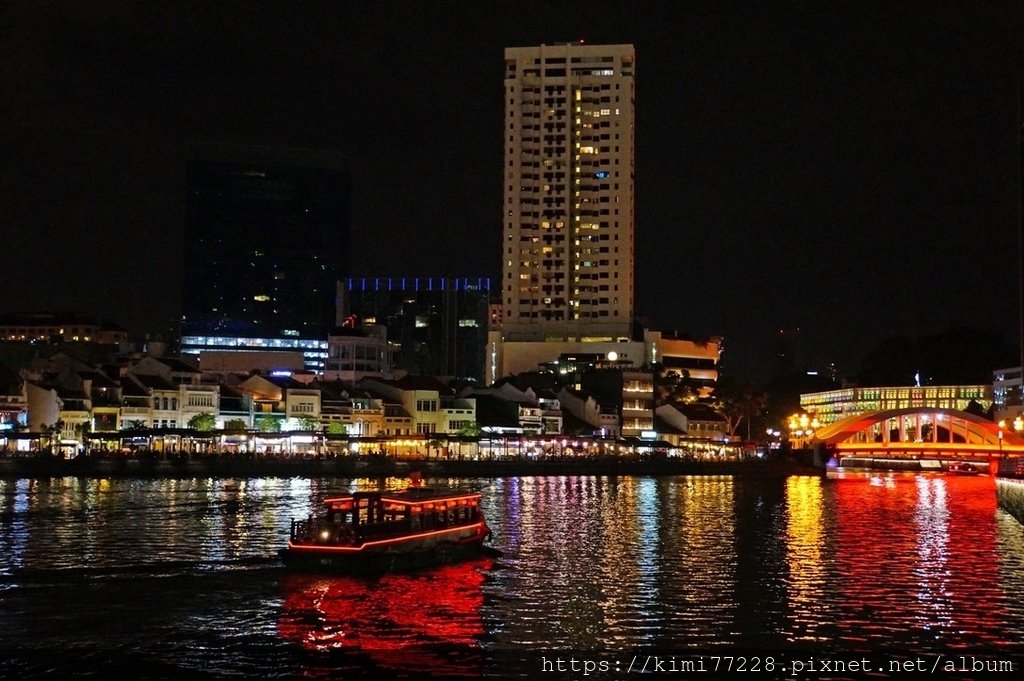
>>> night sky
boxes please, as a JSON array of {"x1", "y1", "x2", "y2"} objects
[{"x1": 2, "y1": 2, "x2": 1021, "y2": 383}]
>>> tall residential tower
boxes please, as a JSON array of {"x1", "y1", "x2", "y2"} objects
[
  {"x1": 501, "y1": 43, "x2": 636, "y2": 342},
  {"x1": 489, "y1": 42, "x2": 720, "y2": 428}
]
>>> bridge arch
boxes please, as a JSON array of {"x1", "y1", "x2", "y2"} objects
[{"x1": 814, "y1": 407, "x2": 1024, "y2": 452}]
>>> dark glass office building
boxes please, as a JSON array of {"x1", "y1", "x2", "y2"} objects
[
  {"x1": 339, "y1": 277, "x2": 492, "y2": 382},
  {"x1": 183, "y1": 143, "x2": 351, "y2": 340}
]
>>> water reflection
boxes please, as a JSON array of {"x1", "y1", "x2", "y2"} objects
[
  {"x1": 2, "y1": 473, "x2": 1024, "y2": 679},
  {"x1": 829, "y1": 471, "x2": 1013, "y2": 652},
  {"x1": 784, "y1": 475, "x2": 832, "y2": 645},
  {"x1": 484, "y1": 475, "x2": 754, "y2": 649},
  {"x1": 278, "y1": 558, "x2": 492, "y2": 677}
]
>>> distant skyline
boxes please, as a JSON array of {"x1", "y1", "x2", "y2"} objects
[{"x1": 2, "y1": 2, "x2": 1021, "y2": 383}]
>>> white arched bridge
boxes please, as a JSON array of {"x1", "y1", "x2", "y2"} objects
[{"x1": 812, "y1": 407, "x2": 1024, "y2": 467}]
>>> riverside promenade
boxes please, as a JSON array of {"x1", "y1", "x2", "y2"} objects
[{"x1": 0, "y1": 452, "x2": 823, "y2": 480}]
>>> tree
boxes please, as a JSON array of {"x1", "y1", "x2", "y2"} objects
[
  {"x1": 255, "y1": 414, "x2": 281, "y2": 433},
  {"x1": 654, "y1": 365, "x2": 701, "y2": 406},
  {"x1": 188, "y1": 412, "x2": 216, "y2": 431},
  {"x1": 326, "y1": 422, "x2": 347, "y2": 435},
  {"x1": 711, "y1": 378, "x2": 768, "y2": 440},
  {"x1": 964, "y1": 400, "x2": 989, "y2": 419},
  {"x1": 457, "y1": 421, "x2": 482, "y2": 437},
  {"x1": 41, "y1": 420, "x2": 65, "y2": 454},
  {"x1": 126, "y1": 419, "x2": 147, "y2": 431},
  {"x1": 223, "y1": 418, "x2": 248, "y2": 433},
  {"x1": 296, "y1": 415, "x2": 320, "y2": 431},
  {"x1": 73, "y1": 421, "x2": 91, "y2": 446}
]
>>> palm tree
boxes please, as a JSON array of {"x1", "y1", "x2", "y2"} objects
[
  {"x1": 74, "y1": 421, "x2": 91, "y2": 451},
  {"x1": 41, "y1": 420, "x2": 65, "y2": 455}
]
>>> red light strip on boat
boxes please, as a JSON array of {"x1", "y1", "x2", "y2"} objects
[
  {"x1": 380, "y1": 493, "x2": 480, "y2": 506},
  {"x1": 322, "y1": 494, "x2": 480, "y2": 507},
  {"x1": 288, "y1": 521, "x2": 485, "y2": 553}
]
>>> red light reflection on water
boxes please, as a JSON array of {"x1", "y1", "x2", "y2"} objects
[
  {"x1": 832, "y1": 472, "x2": 1008, "y2": 648},
  {"x1": 277, "y1": 558, "x2": 492, "y2": 676}
]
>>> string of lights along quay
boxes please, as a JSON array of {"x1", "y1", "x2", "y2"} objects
[{"x1": 2, "y1": 472, "x2": 1024, "y2": 679}]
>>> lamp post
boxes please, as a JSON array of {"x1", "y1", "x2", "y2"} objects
[
  {"x1": 787, "y1": 414, "x2": 801, "y2": 447},
  {"x1": 998, "y1": 419, "x2": 1006, "y2": 458},
  {"x1": 787, "y1": 413, "x2": 820, "y2": 449}
]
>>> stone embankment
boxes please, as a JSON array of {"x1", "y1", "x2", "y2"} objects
[{"x1": 997, "y1": 458, "x2": 1024, "y2": 525}]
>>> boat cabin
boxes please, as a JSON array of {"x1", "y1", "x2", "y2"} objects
[{"x1": 298, "y1": 487, "x2": 484, "y2": 545}]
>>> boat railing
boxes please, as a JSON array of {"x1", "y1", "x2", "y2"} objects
[
  {"x1": 291, "y1": 509, "x2": 482, "y2": 546},
  {"x1": 291, "y1": 516, "x2": 361, "y2": 545}
]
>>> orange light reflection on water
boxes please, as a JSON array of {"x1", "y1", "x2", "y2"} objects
[{"x1": 785, "y1": 475, "x2": 827, "y2": 644}]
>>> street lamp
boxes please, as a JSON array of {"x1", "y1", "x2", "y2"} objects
[
  {"x1": 787, "y1": 413, "x2": 820, "y2": 449},
  {"x1": 998, "y1": 419, "x2": 1006, "y2": 457},
  {"x1": 787, "y1": 414, "x2": 802, "y2": 446}
]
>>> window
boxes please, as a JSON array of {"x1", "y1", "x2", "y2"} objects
[{"x1": 187, "y1": 394, "x2": 215, "y2": 408}]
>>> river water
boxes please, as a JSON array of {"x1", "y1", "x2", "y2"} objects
[{"x1": 1, "y1": 471, "x2": 1023, "y2": 679}]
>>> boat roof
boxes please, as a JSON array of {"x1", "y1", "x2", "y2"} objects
[{"x1": 324, "y1": 487, "x2": 481, "y2": 505}]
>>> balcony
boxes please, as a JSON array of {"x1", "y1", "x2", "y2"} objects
[{"x1": 121, "y1": 406, "x2": 151, "y2": 417}]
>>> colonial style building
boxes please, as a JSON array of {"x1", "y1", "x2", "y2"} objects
[{"x1": 800, "y1": 385, "x2": 993, "y2": 426}]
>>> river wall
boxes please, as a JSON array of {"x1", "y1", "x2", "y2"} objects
[{"x1": 996, "y1": 459, "x2": 1024, "y2": 525}]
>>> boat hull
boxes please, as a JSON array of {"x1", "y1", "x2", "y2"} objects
[{"x1": 278, "y1": 537, "x2": 491, "y2": 574}]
